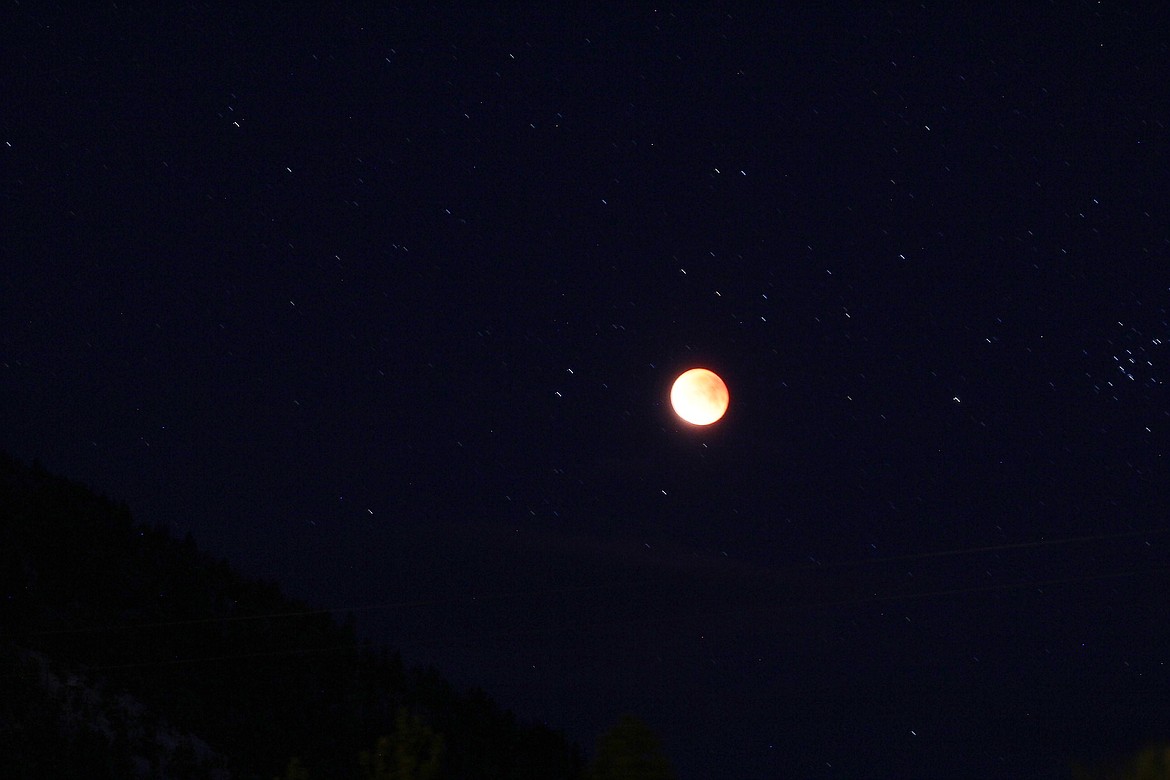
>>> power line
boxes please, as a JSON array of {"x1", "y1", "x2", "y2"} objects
[
  {"x1": 28, "y1": 526, "x2": 1168, "y2": 639},
  {"x1": 28, "y1": 582, "x2": 628, "y2": 636},
  {"x1": 58, "y1": 562, "x2": 1168, "y2": 672},
  {"x1": 14, "y1": 528, "x2": 1165, "y2": 672}
]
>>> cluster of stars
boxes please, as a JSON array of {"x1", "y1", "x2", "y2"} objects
[{"x1": 1086, "y1": 316, "x2": 1170, "y2": 424}]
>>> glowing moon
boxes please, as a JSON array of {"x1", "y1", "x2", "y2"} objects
[{"x1": 670, "y1": 368, "x2": 729, "y2": 426}]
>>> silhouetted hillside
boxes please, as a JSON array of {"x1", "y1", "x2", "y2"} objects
[{"x1": 0, "y1": 453, "x2": 584, "y2": 778}]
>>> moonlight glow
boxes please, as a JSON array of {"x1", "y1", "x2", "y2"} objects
[{"x1": 670, "y1": 368, "x2": 730, "y2": 426}]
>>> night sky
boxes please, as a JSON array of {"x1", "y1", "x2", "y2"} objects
[{"x1": 4, "y1": 5, "x2": 1170, "y2": 778}]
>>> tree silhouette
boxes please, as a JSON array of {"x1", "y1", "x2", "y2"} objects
[
  {"x1": 359, "y1": 708, "x2": 444, "y2": 780},
  {"x1": 587, "y1": 714, "x2": 674, "y2": 780},
  {"x1": 276, "y1": 756, "x2": 311, "y2": 780},
  {"x1": 1073, "y1": 743, "x2": 1170, "y2": 780}
]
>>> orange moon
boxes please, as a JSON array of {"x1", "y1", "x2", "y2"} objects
[{"x1": 670, "y1": 368, "x2": 729, "y2": 426}]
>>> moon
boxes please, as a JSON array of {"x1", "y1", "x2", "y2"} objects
[{"x1": 670, "y1": 368, "x2": 730, "y2": 426}]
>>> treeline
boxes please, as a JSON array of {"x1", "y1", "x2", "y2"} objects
[{"x1": 0, "y1": 452, "x2": 586, "y2": 778}]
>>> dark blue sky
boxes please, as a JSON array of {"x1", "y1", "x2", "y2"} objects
[{"x1": 3, "y1": 5, "x2": 1169, "y2": 777}]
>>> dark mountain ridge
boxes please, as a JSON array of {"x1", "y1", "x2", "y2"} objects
[{"x1": 0, "y1": 452, "x2": 584, "y2": 778}]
